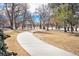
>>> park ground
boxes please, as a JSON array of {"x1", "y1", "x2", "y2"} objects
[
  {"x1": 3, "y1": 29, "x2": 79, "y2": 56},
  {"x1": 34, "y1": 30, "x2": 79, "y2": 56},
  {"x1": 4, "y1": 30, "x2": 30, "y2": 56}
]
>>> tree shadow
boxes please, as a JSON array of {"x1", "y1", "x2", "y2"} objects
[
  {"x1": 33, "y1": 31, "x2": 52, "y2": 34},
  {"x1": 5, "y1": 51, "x2": 17, "y2": 56},
  {"x1": 69, "y1": 32, "x2": 79, "y2": 37},
  {"x1": 4, "y1": 34, "x2": 11, "y2": 39},
  {"x1": 4, "y1": 35, "x2": 18, "y2": 56},
  {"x1": 8, "y1": 52, "x2": 17, "y2": 56}
]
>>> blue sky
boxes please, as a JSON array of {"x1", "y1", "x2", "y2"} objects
[
  {"x1": 0, "y1": 3, "x2": 5, "y2": 8},
  {"x1": 32, "y1": 14, "x2": 40, "y2": 23}
]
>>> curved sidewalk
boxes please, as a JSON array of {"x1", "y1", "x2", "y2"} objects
[{"x1": 17, "y1": 32, "x2": 75, "y2": 56}]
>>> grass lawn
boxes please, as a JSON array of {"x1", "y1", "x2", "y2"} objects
[
  {"x1": 34, "y1": 30, "x2": 79, "y2": 56},
  {"x1": 4, "y1": 30, "x2": 30, "y2": 56}
]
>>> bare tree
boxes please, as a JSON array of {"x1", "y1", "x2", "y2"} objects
[
  {"x1": 5, "y1": 3, "x2": 21, "y2": 29},
  {"x1": 36, "y1": 4, "x2": 50, "y2": 30},
  {"x1": 21, "y1": 4, "x2": 28, "y2": 29}
]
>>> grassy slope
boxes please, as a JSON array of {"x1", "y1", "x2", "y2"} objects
[
  {"x1": 34, "y1": 30, "x2": 79, "y2": 55},
  {"x1": 4, "y1": 30, "x2": 30, "y2": 56}
]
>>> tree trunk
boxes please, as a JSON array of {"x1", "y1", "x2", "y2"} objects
[
  {"x1": 40, "y1": 20, "x2": 42, "y2": 29},
  {"x1": 70, "y1": 24, "x2": 74, "y2": 33},
  {"x1": 47, "y1": 18, "x2": 50, "y2": 31},
  {"x1": 67, "y1": 27, "x2": 69, "y2": 31},
  {"x1": 43, "y1": 26, "x2": 45, "y2": 29},
  {"x1": 15, "y1": 22, "x2": 17, "y2": 29},
  {"x1": 13, "y1": 15, "x2": 17, "y2": 29},
  {"x1": 10, "y1": 21, "x2": 14, "y2": 30},
  {"x1": 22, "y1": 20, "x2": 25, "y2": 30},
  {"x1": 58, "y1": 25, "x2": 60, "y2": 30},
  {"x1": 40, "y1": 24, "x2": 42, "y2": 29},
  {"x1": 43, "y1": 20, "x2": 45, "y2": 29},
  {"x1": 52, "y1": 24, "x2": 53, "y2": 30},
  {"x1": 11, "y1": 3, "x2": 16, "y2": 30},
  {"x1": 47, "y1": 24, "x2": 49, "y2": 31},
  {"x1": 64, "y1": 26, "x2": 67, "y2": 32},
  {"x1": 55, "y1": 24, "x2": 58, "y2": 30},
  {"x1": 75, "y1": 25, "x2": 78, "y2": 31},
  {"x1": 64, "y1": 21, "x2": 67, "y2": 32}
]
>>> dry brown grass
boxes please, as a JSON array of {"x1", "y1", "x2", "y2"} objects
[
  {"x1": 34, "y1": 30, "x2": 79, "y2": 56},
  {"x1": 4, "y1": 30, "x2": 30, "y2": 56}
]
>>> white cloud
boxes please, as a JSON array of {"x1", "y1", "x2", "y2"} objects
[
  {"x1": 28, "y1": 3, "x2": 41, "y2": 13},
  {"x1": 28, "y1": 3, "x2": 48, "y2": 13}
]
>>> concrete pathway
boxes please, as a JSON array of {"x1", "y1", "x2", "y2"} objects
[{"x1": 17, "y1": 32, "x2": 75, "y2": 56}]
